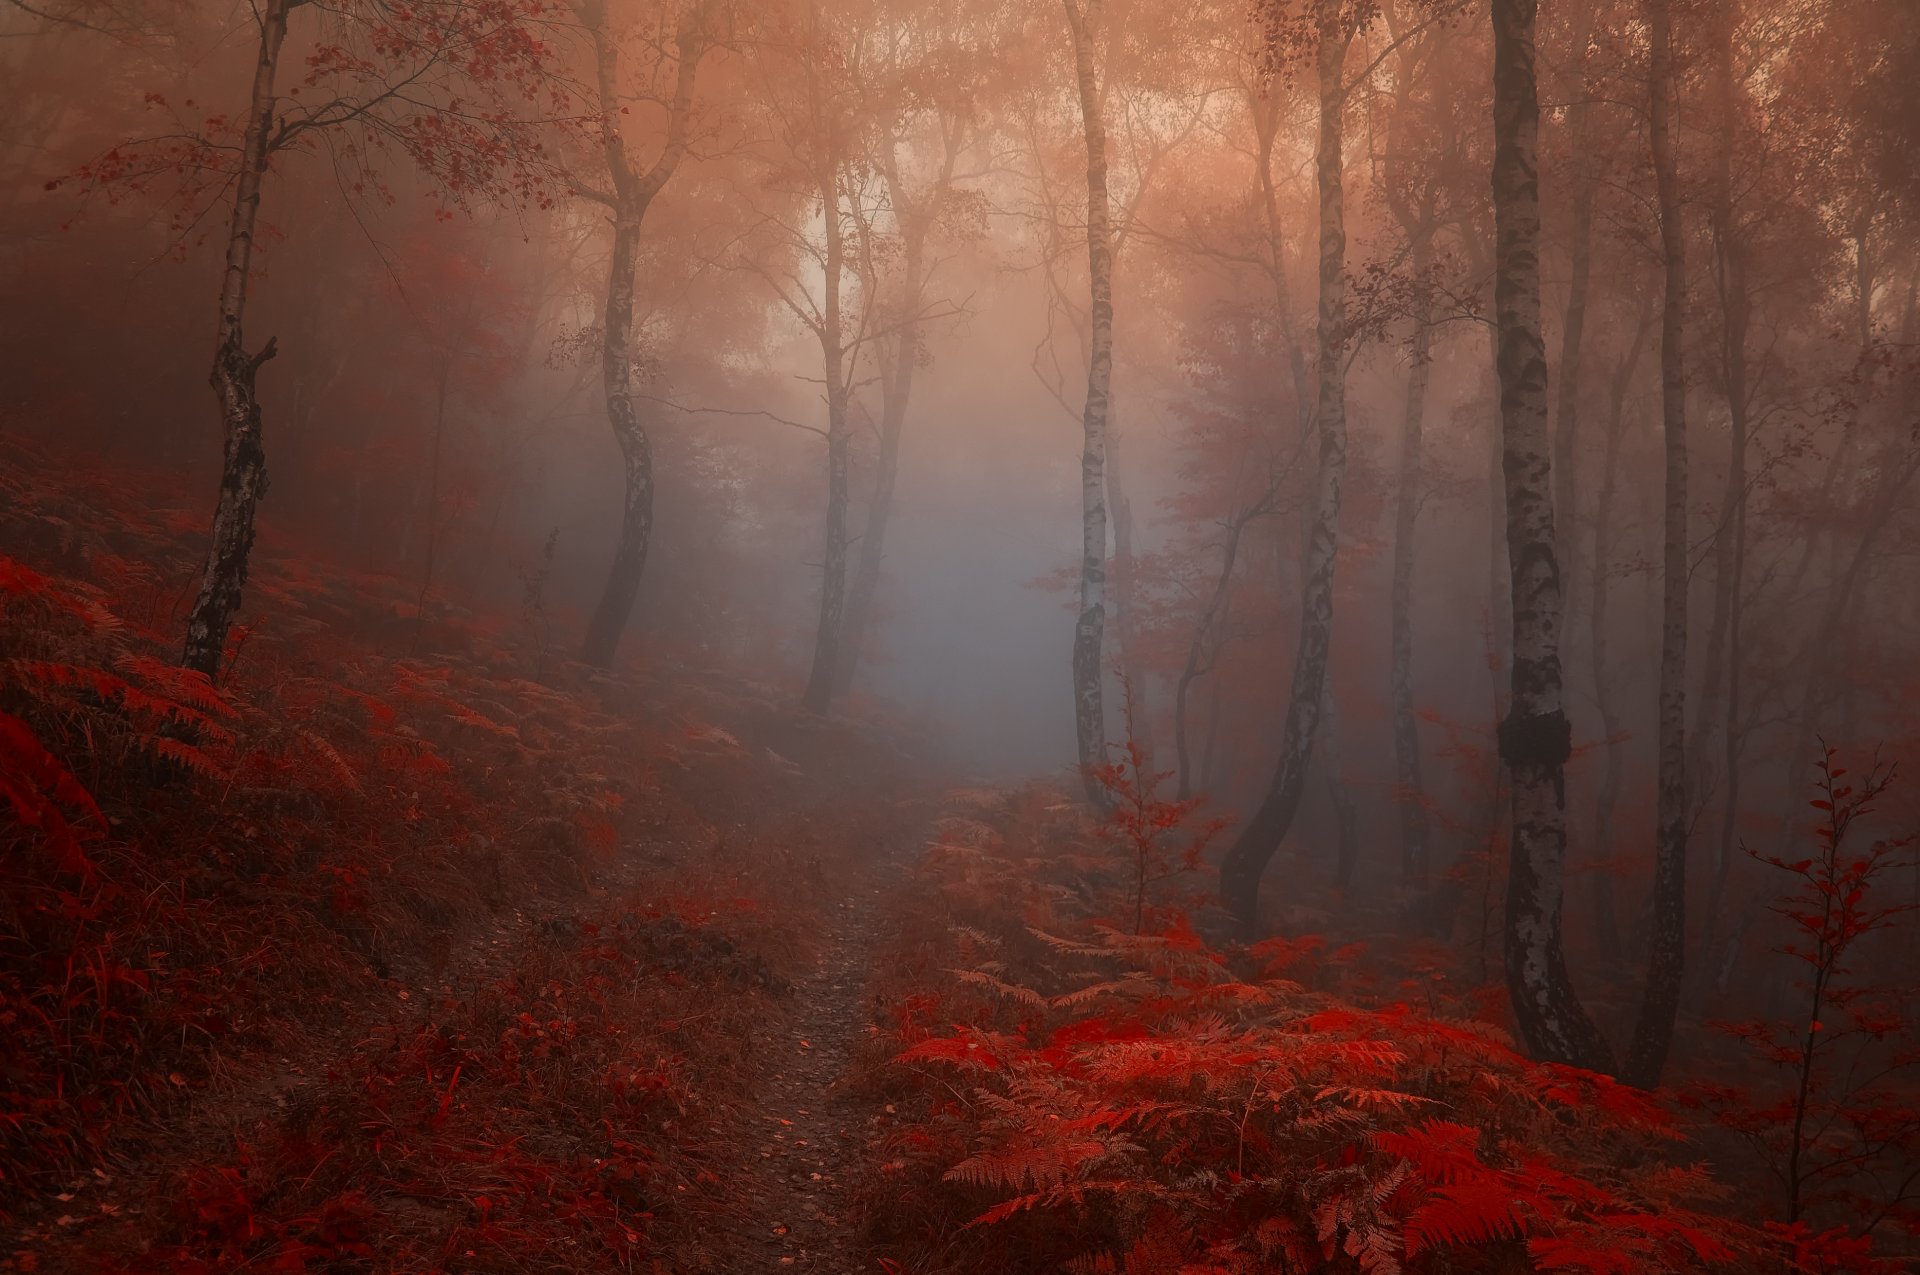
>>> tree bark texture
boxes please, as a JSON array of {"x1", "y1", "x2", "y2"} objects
[
  {"x1": 580, "y1": 1, "x2": 706, "y2": 669},
  {"x1": 1490, "y1": 0, "x2": 1613, "y2": 1072},
  {"x1": 1218, "y1": 8, "x2": 1351, "y2": 927},
  {"x1": 181, "y1": 0, "x2": 294, "y2": 679},
  {"x1": 1064, "y1": 0, "x2": 1113, "y2": 804}
]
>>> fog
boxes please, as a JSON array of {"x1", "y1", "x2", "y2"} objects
[{"x1": 6, "y1": 0, "x2": 1920, "y2": 1263}]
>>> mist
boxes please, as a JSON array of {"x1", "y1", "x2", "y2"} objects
[{"x1": 3, "y1": 0, "x2": 1919, "y2": 1268}]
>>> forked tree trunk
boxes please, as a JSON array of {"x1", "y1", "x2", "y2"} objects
[
  {"x1": 838, "y1": 133, "x2": 958, "y2": 695},
  {"x1": 579, "y1": 0, "x2": 706, "y2": 669},
  {"x1": 1064, "y1": 0, "x2": 1113, "y2": 803},
  {"x1": 1624, "y1": 0, "x2": 1690, "y2": 1089},
  {"x1": 1489, "y1": 0, "x2": 1613, "y2": 1072},
  {"x1": 1218, "y1": 8, "x2": 1351, "y2": 927},
  {"x1": 1390, "y1": 237, "x2": 1434, "y2": 887},
  {"x1": 181, "y1": 0, "x2": 295, "y2": 679},
  {"x1": 802, "y1": 148, "x2": 852, "y2": 714}
]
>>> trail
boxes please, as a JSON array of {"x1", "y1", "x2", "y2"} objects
[{"x1": 707, "y1": 853, "x2": 901, "y2": 1274}]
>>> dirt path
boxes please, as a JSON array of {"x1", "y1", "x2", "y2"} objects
[{"x1": 711, "y1": 863, "x2": 898, "y2": 1273}]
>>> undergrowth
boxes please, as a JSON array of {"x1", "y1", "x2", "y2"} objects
[
  {"x1": 854, "y1": 773, "x2": 1907, "y2": 1274},
  {"x1": 0, "y1": 440, "x2": 907, "y2": 1272}
]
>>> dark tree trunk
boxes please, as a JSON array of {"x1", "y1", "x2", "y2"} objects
[
  {"x1": 1589, "y1": 305, "x2": 1651, "y2": 966},
  {"x1": 1694, "y1": 0, "x2": 1752, "y2": 996},
  {"x1": 1624, "y1": 0, "x2": 1691, "y2": 1090},
  {"x1": 181, "y1": 0, "x2": 294, "y2": 680},
  {"x1": 1490, "y1": 0, "x2": 1613, "y2": 1072},
  {"x1": 1390, "y1": 238, "x2": 1434, "y2": 887},
  {"x1": 1218, "y1": 8, "x2": 1352, "y2": 927},
  {"x1": 836, "y1": 314, "x2": 913, "y2": 696},
  {"x1": 1174, "y1": 513, "x2": 1248, "y2": 800}
]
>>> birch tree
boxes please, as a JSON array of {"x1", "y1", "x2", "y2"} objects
[
  {"x1": 1489, "y1": 0, "x2": 1612, "y2": 1071},
  {"x1": 1218, "y1": 0, "x2": 1358, "y2": 925},
  {"x1": 70, "y1": 0, "x2": 564, "y2": 678},
  {"x1": 1062, "y1": 0, "x2": 1115, "y2": 803},
  {"x1": 575, "y1": 0, "x2": 717, "y2": 669}
]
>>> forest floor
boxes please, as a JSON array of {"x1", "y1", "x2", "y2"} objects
[
  {"x1": 5, "y1": 441, "x2": 1907, "y2": 1274},
  {"x1": 0, "y1": 438, "x2": 947, "y2": 1274}
]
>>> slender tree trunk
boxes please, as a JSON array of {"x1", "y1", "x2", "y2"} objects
[
  {"x1": 1218, "y1": 9, "x2": 1351, "y2": 927},
  {"x1": 1175, "y1": 515, "x2": 1246, "y2": 800},
  {"x1": 837, "y1": 304, "x2": 915, "y2": 696},
  {"x1": 1107, "y1": 418, "x2": 1154, "y2": 765},
  {"x1": 1490, "y1": 0, "x2": 1613, "y2": 1072},
  {"x1": 1391, "y1": 238, "x2": 1434, "y2": 888},
  {"x1": 1589, "y1": 308, "x2": 1650, "y2": 965},
  {"x1": 1064, "y1": 0, "x2": 1113, "y2": 803},
  {"x1": 1551, "y1": 1, "x2": 1597, "y2": 666},
  {"x1": 838, "y1": 132, "x2": 958, "y2": 694},
  {"x1": 181, "y1": 0, "x2": 295, "y2": 679},
  {"x1": 1695, "y1": 2, "x2": 1752, "y2": 991},
  {"x1": 580, "y1": 194, "x2": 653, "y2": 668},
  {"x1": 803, "y1": 153, "x2": 851, "y2": 714},
  {"x1": 578, "y1": 0, "x2": 706, "y2": 668},
  {"x1": 1625, "y1": 0, "x2": 1691, "y2": 1089},
  {"x1": 1323, "y1": 682, "x2": 1360, "y2": 894}
]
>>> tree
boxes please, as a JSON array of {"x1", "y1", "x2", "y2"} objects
[
  {"x1": 1062, "y1": 0, "x2": 1116, "y2": 803},
  {"x1": 1218, "y1": 0, "x2": 1358, "y2": 926},
  {"x1": 1623, "y1": 0, "x2": 1690, "y2": 1090},
  {"x1": 835, "y1": 12, "x2": 979, "y2": 695},
  {"x1": 575, "y1": 0, "x2": 716, "y2": 669},
  {"x1": 1488, "y1": 0, "x2": 1612, "y2": 1072},
  {"x1": 57, "y1": 0, "x2": 561, "y2": 678}
]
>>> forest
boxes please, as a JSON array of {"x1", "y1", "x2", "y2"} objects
[{"x1": 1, "y1": 0, "x2": 1918, "y2": 1268}]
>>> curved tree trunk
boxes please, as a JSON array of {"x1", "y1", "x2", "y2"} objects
[
  {"x1": 578, "y1": 0, "x2": 707, "y2": 669},
  {"x1": 580, "y1": 196, "x2": 652, "y2": 668},
  {"x1": 1218, "y1": 9, "x2": 1351, "y2": 927},
  {"x1": 1064, "y1": 0, "x2": 1113, "y2": 803},
  {"x1": 1624, "y1": 0, "x2": 1691, "y2": 1089},
  {"x1": 181, "y1": 0, "x2": 294, "y2": 679},
  {"x1": 1490, "y1": 0, "x2": 1613, "y2": 1073}
]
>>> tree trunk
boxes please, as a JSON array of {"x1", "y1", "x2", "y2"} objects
[
  {"x1": 1551, "y1": 0, "x2": 1597, "y2": 668},
  {"x1": 1218, "y1": 8, "x2": 1351, "y2": 927},
  {"x1": 1175, "y1": 514, "x2": 1246, "y2": 800},
  {"x1": 836, "y1": 309, "x2": 914, "y2": 696},
  {"x1": 1589, "y1": 304, "x2": 1651, "y2": 966},
  {"x1": 1489, "y1": 0, "x2": 1613, "y2": 1072},
  {"x1": 1064, "y1": 0, "x2": 1113, "y2": 803},
  {"x1": 1624, "y1": 0, "x2": 1690, "y2": 1090},
  {"x1": 837, "y1": 131, "x2": 958, "y2": 695},
  {"x1": 1390, "y1": 238, "x2": 1434, "y2": 887},
  {"x1": 802, "y1": 152, "x2": 851, "y2": 714},
  {"x1": 578, "y1": 0, "x2": 706, "y2": 668},
  {"x1": 1694, "y1": 0, "x2": 1752, "y2": 994},
  {"x1": 1107, "y1": 418, "x2": 1154, "y2": 765},
  {"x1": 1323, "y1": 681, "x2": 1360, "y2": 894},
  {"x1": 181, "y1": 0, "x2": 294, "y2": 679}
]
